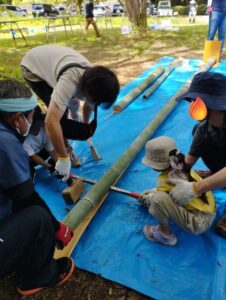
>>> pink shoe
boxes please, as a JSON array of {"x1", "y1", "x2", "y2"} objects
[{"x1": 143, "y1": 225, "x2": 177, "y2": 246}]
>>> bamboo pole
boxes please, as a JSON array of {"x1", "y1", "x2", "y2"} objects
[
  {"x1": 113, "y1": 66, "x2": 165, "y2": 113},
  {"x1": 87, "y1": 138, "x2": 101, "y2": 161},
  {"x1": 54, "y1": 57, "x2": 216, "y2": 258},
  {"x1": 143, "y1": 58, "x2": 183, "y2": 100}
]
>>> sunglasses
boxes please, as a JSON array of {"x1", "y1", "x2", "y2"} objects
[{"x1": 189, "y1": 96, "x2": 207, "y2": 121}]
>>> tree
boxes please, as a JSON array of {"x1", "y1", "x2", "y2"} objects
[
  {"x1": 120, "y1": 0, "x2": 148, "y2": 28},
  {"x1": 67, "y1": 0, "x2": 83, "y2": 14}
]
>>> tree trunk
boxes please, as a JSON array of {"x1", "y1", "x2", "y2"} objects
[
  {"x1": 121, "y1": 0, "x2": 148, "y2": 28},
  {"x1": 70, "y1": 0, "x2": 83, "y2": 14}
]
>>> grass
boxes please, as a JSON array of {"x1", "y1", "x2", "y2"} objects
[{"x1": 0, "y1": 15, "x2": 211, "y2": 83}]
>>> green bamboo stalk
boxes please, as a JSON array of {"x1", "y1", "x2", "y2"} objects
[
  {"x1": 64, "y1": 57, "x2": 216, "y2": 229},
  {"x1": 113, "y1": 66, "x2": 165, "y2": 113},
  {"x1": 143, "y1": 58, "x2": 183, "y2": 100}
]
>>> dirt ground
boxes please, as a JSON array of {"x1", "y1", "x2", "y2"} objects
[{"x1": 1, "y1": 46, "x2": 225, "y2": 300}]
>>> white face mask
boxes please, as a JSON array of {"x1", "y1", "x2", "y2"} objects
[{"x1": 16, "y1": 115, "x2": 32, "y2": 137}]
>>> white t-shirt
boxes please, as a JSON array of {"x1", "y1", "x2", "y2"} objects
[
  {"x1": 21, "y1": 45, "x2": 93, "y2": 113},
  {"x1": 23, "y1": 126, "x2": 54, "y2": 156}
]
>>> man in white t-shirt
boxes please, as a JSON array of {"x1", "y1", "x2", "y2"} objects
[{"x1": 21, "y1": 45, "x2": 120, "y2": 181}]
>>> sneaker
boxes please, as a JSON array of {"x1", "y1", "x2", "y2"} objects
[
  {"x1": 67, "y1": 147, "x2": 81, "y2": 168},
  {"x1": 16, "y1": 257, "x2": 75, "y2": 296},
  {"x1": 143, "y1": 225, "x2": 177, "y2": 246}
]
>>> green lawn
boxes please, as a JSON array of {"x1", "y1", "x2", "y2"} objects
[{"x1": 0, "y1": 15, "x2": 211, "y2": 83}]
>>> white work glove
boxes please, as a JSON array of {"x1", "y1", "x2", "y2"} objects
[
  {"x1": 139, "y1": 189, "x2": 156, "y2": 208},
  {"x1": 168, "y1": 179, "x2": 198, "y2": 206},
  {"x1": 55, "y1": 156, "x2": 71, "y2": 182}
]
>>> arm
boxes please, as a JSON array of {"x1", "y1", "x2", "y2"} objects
[
  {"x1": 207, "y1": 0, "x2": 212, "y2": 7},
  {"x1": 30, "y1": 154, "x2": 51, "y2": 169},
  {"x1": 4, "y1": 179, "x2": 59, "y2": 231},
  {"x1": 185, "y1": 154, "x2": 198, "y2": 167},
  {"x1": 83, "y1": 101, "x2": 93, "y2": 123},
  {"x1": 169, "y1": 167, "x2": 226, "y2": 205},
  {"x1": 5, "y1": 180, "x2": 74, "y2": 248},
  {"x1": 194, "y1": 167, "x2": 226, "y2": 194},
  {"x1": 49, "y1": 149, "x2": 58, "y2": 162},
  {"x1": 45, "y1": 101, "x2": 71, "y2": 180},
  {"x1": 45, "y1": 100, "x2": 68, "y2": 158},
  {"x1": 206, "y1": 0, "x2": 212, "y2": 14}
]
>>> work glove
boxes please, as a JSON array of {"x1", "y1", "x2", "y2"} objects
[
  {"x1": 139, "y1": 189, "x2": 156, "y2": 208},
  {"x1": 55, "y1": 156, "x2": 71, "y2": 182},
  {"x1": 168, "y1": 178, "x2": 199, "y2": 206},
  {"x1": 55, "y1": 222, "x2": 74, "y2": 250},
  {"x1": 49, "y1": 166, "x2": 64, "y2": 180}
]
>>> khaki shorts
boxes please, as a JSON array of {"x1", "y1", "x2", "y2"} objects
[{"x1": 148, "y1": 191, "x2": 215, "y2": 235}]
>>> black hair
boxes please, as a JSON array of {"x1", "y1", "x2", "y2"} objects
[
  {"x1": 80, "y1": 66, "x2": 120, "y2": 109},
  {"x1": 0, "y1": 79, "x2": 33, "y2": 121},
  {"x1": 169, "y1": 149, "x2": 191, "y2": 173},
  {"x1": 29, "y1": 105, "x2": 45, "y2": 134},
  {"x1": 0, "y1": 80, "x2": 32, "y2": 99}
]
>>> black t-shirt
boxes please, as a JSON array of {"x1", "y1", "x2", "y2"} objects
[
  {"x1": 189, "y1": 121, "x2": 226, "y2": 157},
  {"x1": 86, "y1": 3, "x2": 94, "y2": 18}
]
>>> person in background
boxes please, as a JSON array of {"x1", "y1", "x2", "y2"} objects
[
  {"x1": 207, "y1": 0, "x2": 226, "y2": 55},
  {"x1": 0, "y1": 80, "x2": 74, "y2": 296},
  {"x1": 139, "y1": 136, "x2": 215, "y2": 246},
  {"x1": 21, "y1": 45, "x2": 120, "y2": 181},
  {"x1": 189, "y1": 0, "x2": 197, "y2": 23},
  {"x1": 84, "y1": 0, "x2": 101, "y2": 38},
  {"x1": 170, "y1": 71, "x2": 226, "y2": 238}
]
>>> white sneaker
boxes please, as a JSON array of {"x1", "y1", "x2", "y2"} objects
[{"x1": 143, "y1": 225, "x2": 177, "y2": 246}]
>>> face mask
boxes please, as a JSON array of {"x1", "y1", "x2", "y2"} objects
[{"x1": 16, "y1": 115, "x2": 32, "y2": 137}]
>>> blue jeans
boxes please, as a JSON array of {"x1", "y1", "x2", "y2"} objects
[{"x1": 208, "y1": 10, "x2": 226, "y2": 52}]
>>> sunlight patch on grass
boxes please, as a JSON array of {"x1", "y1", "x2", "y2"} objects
[{"x1": 0, "y1": 19, "x2": 209, "y2": 82}]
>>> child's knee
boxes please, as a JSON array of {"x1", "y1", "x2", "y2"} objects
[
  {"x1": 152, "y1": 191, "x2": 172, "y2": 205},
  {"x1": 148, "y1": 191, "x2": 172, "y2": 214}
]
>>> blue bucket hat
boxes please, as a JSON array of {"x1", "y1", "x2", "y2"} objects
[{"x1": 176, "y1": 72, "x2": 226, "y2": 110}]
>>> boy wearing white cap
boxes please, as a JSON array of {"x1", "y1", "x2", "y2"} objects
[{"x1": 140, "y1": 136, "x2": 215, "y2": 246}]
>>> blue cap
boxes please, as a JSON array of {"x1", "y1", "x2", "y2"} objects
[{"x1": 176, "y1": 72, "x2": 226, "y2": 110}]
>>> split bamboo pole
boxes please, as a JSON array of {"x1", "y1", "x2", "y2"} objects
[
  {"x1": 143, "y1": 58, "x2": 183, "y2": 100},
  {"x1": 113, "y1": 66, "x2": 165, "y2": 113},
  {"x1": 54, "y1": 57, "x2": 216, "y2": 258}
]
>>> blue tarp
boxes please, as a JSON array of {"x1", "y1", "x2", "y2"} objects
[{"x1": 35, "y1": 57, "x2": 226, "y2": 300}]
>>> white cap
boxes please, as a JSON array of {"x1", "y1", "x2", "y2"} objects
[{"x1": 142, "y1": 136, "x2": 176, "y2": 170}]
